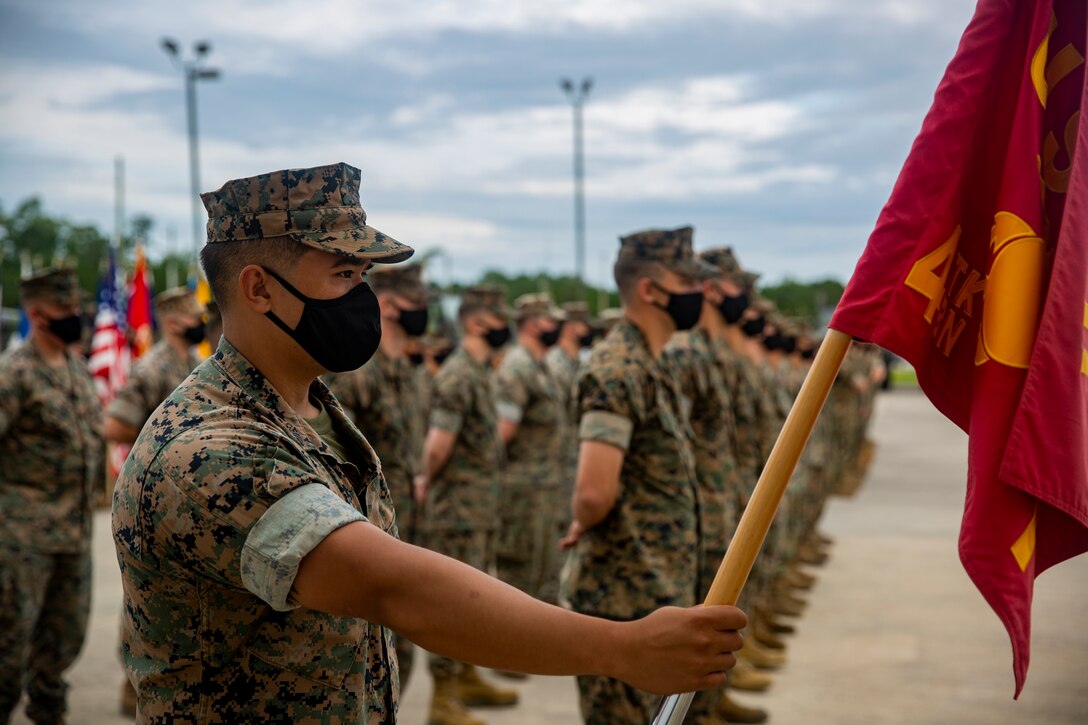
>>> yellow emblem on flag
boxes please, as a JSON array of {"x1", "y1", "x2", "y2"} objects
[{"x1": 1010, "y1": 510, "x2": 1038, "y2": 573}]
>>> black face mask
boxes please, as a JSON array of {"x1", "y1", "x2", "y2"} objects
[
  {"x1": 718, "y1": 293, "x2": 749, "y2": 325},
  {"x1": 434, "y1": 349, "x2": 452, "y2": 366},
  {"x1": 538, "y1": 328, "x2": 560, "y2": 348},
  {"x1": 741, "y1": 316, "x2": 766, "y2": 338},
  {"x1": 651, "y1": 281, "x2": 703, "y2": 331},
  {"x1": 263, "y1": 268, "x2": 382, "y2": 373},
  {"x1": 408, "y1": 352, "x2": 425, "y2": 367},
  {"x1": 397, "y1": 307, "x2": 429, "y2": 338},
  {"x1": 783, "y1": 336, "x2": 797, "y2": 354},
  {"x1": 47, "y1": 314, "x2": 83, "y2": 344},
  {"x1": 484, "y1": 326, "x2": 512, "y2": 350},
  {"x1": 763, "y1": 332, "x2": 787, "y2": 352},
  {"x1": 801, "y1": 348, "x2": 815, "y2": 361},
  {"x1": 182, "y1": 322, "x2": 206, "y2": 345},
  {"x1": 578, "y1": 332, "x2": 597, "y2": 348}
]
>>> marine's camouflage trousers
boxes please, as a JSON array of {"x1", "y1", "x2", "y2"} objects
[
  {"x1": 541, "y1": 453, "x2": 577, "y2": 605},
  {"x1": 422, "y1": 528, "x2": 496, "y2": 679},
  {"x1": 496, "y1": 483, "x2": 559, "y2": 600},
  {"x1": 0, "y1": 548, "x2": 91, "y2": 723},
  {"x1": 577, "y1": 672, "x2": 717, "y2": 725}
]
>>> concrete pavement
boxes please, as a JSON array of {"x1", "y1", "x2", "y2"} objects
[{"x1": 12, "y1": 388, "x2": 1087, "y2": 723}]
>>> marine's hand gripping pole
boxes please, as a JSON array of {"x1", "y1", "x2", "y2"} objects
[{"x1": 651, "y1": 329, "x2": 853, "y2": 724}]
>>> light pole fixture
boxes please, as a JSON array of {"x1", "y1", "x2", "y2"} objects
[
  {"x1": 560, "y1": 76, "x2": 592, "y2": 302},
  {"x1": 161, "y1": 38, "x2": 220, "y2": 264}
]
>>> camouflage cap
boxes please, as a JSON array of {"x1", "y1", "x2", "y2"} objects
[
  {"x1": 20, "y1": 267, "x2": 81, "y2": 305},
  {"x1": 598, "y1": 307, "x2": 625, "y2": 334},
  {"x1": 460, "y1": 284, "x2": 511, "y2": 319},
  {"x1": 200, "y1": 162, "x2": 414, "y2": 264},
  {"x1": 740, "y1": 270, "x2": 761, "y2": 291},
  {"x1": 368, "y1": 263, "x2": 427, "y2": 304},
  {"x1": 560, "y1": 301, "x2": 593, "y2": 324},
  {"x1": 699, "y1": 247, "x2": 746, "y2": 283},
  {"x1": 514, "y1": 293, "x2": 563, "y2": 322},
  {"x1": 617, "y1": 226, "x2": 717, "y2": 279},
  {"x1": 751, "y1": 296, "x2": 776, "y2": 315},
  {"x1": 153, "y1": 287, "x2": 204, "y2": 317}
]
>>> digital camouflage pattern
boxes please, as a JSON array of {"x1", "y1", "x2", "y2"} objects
[
  {"x1": 200, "y1": 162, "x2": 414, "y2": 264},
  {"x1": 712, "y1": 340, "x2": 765, "y2": 502},
  {"x1": 564, "y1": 319, "x2": 701, "y2": 724},
  {"x1": 563, "y1": 318, "x2": 700, "y2": 620},
  {"x1": 19, "y1": 267, "x2": 82, "y2": 305},
  {"x1": 0, "y1": 343, "x2": 103, "y2": 552},
  {"x1": 0, "y1": 550, "x2": 92, "y2": 723},
  {"x1": 154, "y1": 287, "x2": 203, "y2": 317},
  {"x1": 542, "y1": 343, "x2": 582, "y2": 603},
  {"x1": 327, "y1": 348, "x2": 423, "y2": 543},
  {"x1": 106, "y1": 340, "x2": 199, "y2": 431},
  {"x1": 0, "y1": 339, "x2": 100, "y2": 723},
  {"x1": 664, "y1": 328, "x2": 741, "y2": 599},
  {"x1": 698, "y1": 246, "x2": 748, "y2": 285},
  {"x1": 113, "y1": 338, "x2": 399, "y2": 724},
  {"x1": 616, "y1": 226, "x2": 717, "y2": 279},
  {"x1": 422, "y1": 347, "x2": 503, "y2": 533},
  {"x1": 576, "y1": 673, "x2": 664, "y2": 725},
  {"x1": 494, "y1": 343, "x2": 565, "y2": 596}
]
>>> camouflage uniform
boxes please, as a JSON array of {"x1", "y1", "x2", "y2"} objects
[
  {"x1": 495, "y1": 320, "x2": 565, "y2": 598},
  {"x1": 422, "y1": 342, "x2": 504, "y2": 678},
  {"x1": 542, "y1": 343, "x2": 580, "y2": 603},
  {"x1": 328, "y1": 347, "x2": 423, "y2": 544},
  {"x1": 0, "y1": 269, "x2": 102, "y2": 724},
  {"x1": 106, "y1": 340, "x2": 199, "y2": 433},
  {"x1": 112, "y1": 162, "x2": 415, "y2": 724},
  {"x1": 564, "y1": 226, "x2": 714, "y2": 724},
  {"x1": 664, "y1": 328, "x2": 740, "y2": 600},
  {"x1": 114, "y1": 339, "x2": 400, "y2": 723}
]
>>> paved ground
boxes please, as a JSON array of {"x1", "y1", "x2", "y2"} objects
[{"x1": 13, "y1": 388, "x2": 1088, "y2": 724}]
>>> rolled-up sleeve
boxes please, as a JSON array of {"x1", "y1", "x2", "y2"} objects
[{"x1": 240, "y1": 483, "x2": 366, "y2": 612}]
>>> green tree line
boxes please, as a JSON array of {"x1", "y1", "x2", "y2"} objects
[{"x1": 2, "y1": 195, "x2": 843, "y2": 325}]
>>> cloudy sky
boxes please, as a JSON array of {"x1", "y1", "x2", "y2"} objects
[{"x1": 0, "y1": 0, "x2": 978, "y2": 288}]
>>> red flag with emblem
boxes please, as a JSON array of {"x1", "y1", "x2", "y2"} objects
[
  {"x1": 127, "y1": 245, "x2": 153, "y2": 358},
  {"x1": 828, "y1": 0, "x2": 1088, "y2": 696}
]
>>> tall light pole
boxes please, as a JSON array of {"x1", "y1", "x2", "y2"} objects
[
  {"x1": 560, "y1": 76, "x2": 592, "y2": 301},
  {"x1": 161, "y1": 38, "x2": 220, "y2": 265}
]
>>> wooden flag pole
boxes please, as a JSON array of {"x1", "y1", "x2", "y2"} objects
[{"x1": 651, "y1": 328, "x2": 853, "y2": 725}]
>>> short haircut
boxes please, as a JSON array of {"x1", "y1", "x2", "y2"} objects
[
  {"x1": 613, "y1": 258, "x2": 664, "y2": 302},
  {"x1": 199, "y1": 238, "x2": 308, "y2": 310}
]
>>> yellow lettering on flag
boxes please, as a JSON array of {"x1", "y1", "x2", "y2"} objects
[
  {"x1": 905, "y1": 227, "x2": 960, "y2": 324},
  {"x1": 980, "y1": 213, "x2": 1045, "y2": 369},
  {"x1": 1030, "y1": 13, "x2": 1055, "y2": 106},
  {"x1": 1082, "y1": 302, "x2": 1088, "y2": 378},
  {"x1": 1010, "y1": 510, "x2": 1038, "y2": 573}
]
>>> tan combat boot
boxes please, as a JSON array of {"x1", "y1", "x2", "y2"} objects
[
  {"x1": 754, "y1": 605, "x2": 796, "y2": 635},
  {"x1": 456, "y1": 664, "x2": 519, "y2": 708},
  {"x1": 785, "y1": 566, "x2": 816, "y2": 591},
  {"x1": 428, "y1": 676, "x2": 485, "y2": 725},
  {"x1": 739, "y1": 637, "x2": 786, "y2": 670},
  {"x1": 730, "y1": 658, "x2": 774, "y2": 692},
  {"x1": 717, "y1": 692, "x2": 769, "y2": 723},
  {"x1": 751, "y1": 615, "x2": 788, "y2": 651}
]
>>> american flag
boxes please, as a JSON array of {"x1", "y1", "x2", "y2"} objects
[{"x1": 89, "y1": 247, "x2": 130, "y2": 406}]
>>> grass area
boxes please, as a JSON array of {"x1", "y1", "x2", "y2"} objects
[{"x1": 889, "y1": 364, "x2": 919, "y2": 387}]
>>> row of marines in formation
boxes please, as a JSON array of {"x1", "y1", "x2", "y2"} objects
[{"x1": 0, "y1": 234, "x2": 883, "y2": 725}]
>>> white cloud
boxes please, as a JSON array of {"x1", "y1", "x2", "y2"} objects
[{"x1": 16, "y1": 0, "x2": 962, "y2": 63}]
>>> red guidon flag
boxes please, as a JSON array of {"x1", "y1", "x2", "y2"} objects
[{"x1": 829, "y1": 0, "x2": 1088, "y2": 696}]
